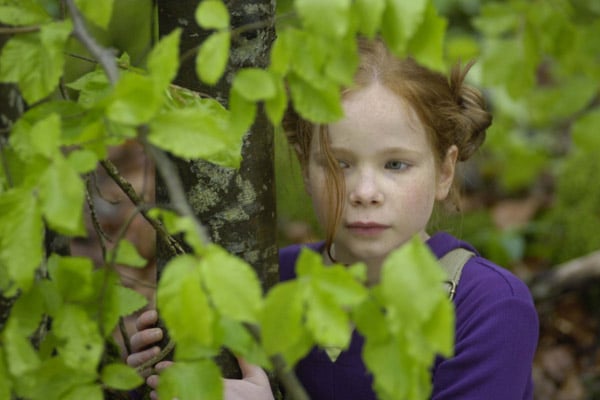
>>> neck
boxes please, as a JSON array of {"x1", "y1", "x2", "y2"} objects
[{"x1": 325, "y1": 244, "x2": 384, "y2": 286}]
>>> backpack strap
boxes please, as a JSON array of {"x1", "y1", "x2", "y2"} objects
[{"x1": 439, "y1": 248, "x2": 475, "y2": 300}]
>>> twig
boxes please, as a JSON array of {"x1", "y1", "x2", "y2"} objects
[
  {"x1": 64, "y1": 0, "x2": 119, "y2": 85},
  {"x1": 119, "y1": 317, "x2": 132, "y2": 355},
  {"x1": 85, "y1": 174, "x2": 110, "y2": 258},
  {"x1": 100, "y1": 159, "x2": 184, "y2": 256},
  {"x1": 136, "y1": 339, "x2": 176, "y2": 373},
  {"x1": 0, "y1": 26, "x2": 40, "y2": 35}
]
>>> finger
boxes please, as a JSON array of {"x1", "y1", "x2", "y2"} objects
[
  {"x1": 126, "y1": 346, "x2": 160, "y2": 368},
  {"x1": 136, "y1": 309, "x2": 158, "y2": 331},
  {"x1": 155, "y1": 360, "x2": 174, "y2": 372},
  {"x1": 237, "y1": 358, "x2": 269, "y2": 385},
  {"x1": 147, "y1": 374, "x2": 159, "y2": 390},
  {"x1": 149, "y1": 391, "x2": 158, "y2": 400},
  {"x1": 130, "y1": 328, "x2": 163, "y2": 352}
]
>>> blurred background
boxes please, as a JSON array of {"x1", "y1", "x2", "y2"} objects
[{"x1": 67, "y1": 0, "x2": 600, "y2": 398}]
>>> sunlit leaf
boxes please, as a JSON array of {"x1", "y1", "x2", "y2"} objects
[
  {"x1": 75, "y1": 0, "x2": 114, "y2": 29},
  {"x1": 113, "y1": 239, "x2": 147, "y2": 268},
  {"x1": 196, "y1": 31, "x2": 230, "y2": 85},
  {"x1": 353, "y1": 0, "x2": 385, "y2": 38},
  {"x1": 101, "y1": 363, "x2": 144, "y2": 390},
  {"x1": 232, "y1": 68, "x2": 277, "y2": 101},
  {"x1": 288, "y1": 73, "x2": 342, "y2": 123},
  {"x1": 158, "y1": 360, "x2": 223, "y2": 400},
  {"x1": 147, "y1": 28, "x2": 181, "y2": 89},
  {"x1": 62, "y1": 384, "x2": 103, "y2": 400},
  {"x1": 381, "y1": 0, "x2": 428, "y2": 55},
  {"x1": 195, "y1": 0, "x2": 229, "y2": 30},
  {"x1": 295, "y1": 0, "x2": 351, "y2": 39},
  {"x1": 107, "y1": 73, "x2": 162, "y2": 125},
  {"x1": 0, "y1": 0, "x2": 51, "y2": 25}
]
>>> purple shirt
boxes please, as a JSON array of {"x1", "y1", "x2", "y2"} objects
[{"x1": 279, "y1": 232, "x2": 539, "y2": 399}]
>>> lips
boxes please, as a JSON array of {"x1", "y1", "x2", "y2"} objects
[{"x1": 346, "y1": 221, "x2": 389, "y2": 236}]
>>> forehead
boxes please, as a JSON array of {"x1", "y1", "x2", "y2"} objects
[{"x1": 318, "y1": 83, "x2": 430, "y2": 152}]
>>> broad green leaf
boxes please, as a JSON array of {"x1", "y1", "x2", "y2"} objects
[
  {"x1": 10, "y1": 113, "x2": 61, "y2": 160},
  {"x1": 228, "y1": 89, "x2": 256, "y2": 138},
  {"x1": 572, "y1": 110, "x2": 600, "y2": 151},
  {"x1": 261, "y1": 281, "x2": 313, "y2": 366},
  {"x1": 0, "y1": 0, "x2": 51, "y2": 25},
  {"x1": 53, "y1": 304, "x2": 103, "y2": 373},
  {"x1": 295, "y1": 0, "x2": 351, "y2": 39},
  {"x1": 9, "y1": 286, "x2": 45, "y2": 335},
  {"x1": 159, "y1": 255, "x2": 218, "y2": 358},
  {"x1": 421, "y1": 297, "x2": 454, "y2": 357},
  {"x1": 107, "y1": 73, "x2": 162, "y2": 125},
  {"x1": 147, "y1": 208, "x2": 206, "y2": 251},
  {"x1": 363, "y1": 335, "x2": 411, "y2": 400},
  {"x1": 287, "y1": 30, "x2": 329, "y2": 86},
  {"x1": 196, "y1": 31, "x2": 230, "y2": 85},
  {"x1": 406, "y1": 1, "x2": 447, "y2": 71},
  {"x1": 265, "y1": 74, "x2": 287, "y2": 126},
  {"x1": 148, "y1": 28, "x2": 181, "y2": 89},
  {"x1": 324, "y1": 35, "x2": 359, "y2": 87},
  {"x1": 62, "y1": 384, "x2": 103, "y2": 400},
  {"x1": 0, "y1": 188, "x2": 43, "y2": 294},
  {"x1": 101, "y1": 363, "x2": 144, "y2": 390},
  {"x1": 67, "y1": 69, "x2": 111, "y2": 109},
  {"x1": 200, "y1": 245, "x2": 262, "y2": 323},
  {"x1": 232, "y1": 68, "x2": 277, "y2": 101},
  {"x1": 305, "y1": 286, "x2": 351, "y2": 347},
  {"x1": 195, "y1": 0, "x2": 229, "y2": 30},
  {"x1": 66, "y1": 149, "x2": 98, "y2": 173},
  {"x1": 148, "y1": 104, "x2": 243, "y2": 168},
  {"x1": 158, "y1": 360, "x2": 223, "y2": 400},
  {"x1": 2, "y1": 320, "x2": 41, "y2": 376},
  {"x1": 220, "y1": 318, "x2": 270, "y2": 368},
  {"x1": 381, "y1": 0, "x2": 428, "y2": 55},
  {"x1": 353, "y1": 296, "x2": 389, "y2": 344},
  {"x1": 0, "y1": 347, "x2": 11, "y2": 399},
  {"x1": 288, "y1": 73, "x2": 342, "y2": 123},
  {"x1": 0, "y1": 20, "x2": 72, "y2": 104},
  {"x1": 93, "y1": 270, "x2": 148, "y2": 335},
  {"x1": 353, "y1": 0, "x2": 385, "y2": 38},
  {"x1": 380, "y1": 237, "x2": 446, "y2": 327},
  {"x1": 75, "y1": 0, "x2": 114, "y2": 29},
  {"x1": 113, "y1": 239, "x2": 147, "y2": 268},
  {"x1": 269, "y1": 30, "x2": 293, "y2": 76},
  {"x1": 39, "y1": 157, "x2": 86, "y2": 235},
  {"x1": 47, "y1": 255, "x2": 94, "y2": 303}
]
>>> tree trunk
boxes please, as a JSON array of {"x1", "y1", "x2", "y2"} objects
[{"x1": 156, "y1": 0, "x2": 277, "y2": 379}]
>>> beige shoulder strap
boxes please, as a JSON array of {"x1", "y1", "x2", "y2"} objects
[{"x1": 439, "y1": 248, "x2": 475, "y2": 300}]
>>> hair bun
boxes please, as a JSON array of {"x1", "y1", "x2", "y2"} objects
[{"x1": 450, "y1": 62, "x2": 492, "y2": 161}]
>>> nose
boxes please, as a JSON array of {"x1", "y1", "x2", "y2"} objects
[{"x1": 348, "y1": 170, "x2": 383, "y2": 206}]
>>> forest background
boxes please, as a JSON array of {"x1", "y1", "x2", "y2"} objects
[{"x1": 0, "y1": 0, "x2": 599, "y2": 399}]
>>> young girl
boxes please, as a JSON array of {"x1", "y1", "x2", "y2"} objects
[{"x1": 128, "y1": 38, "x2": 539, "y2": 399}]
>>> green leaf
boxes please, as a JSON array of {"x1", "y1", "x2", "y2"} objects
[
  {"x1": 232, "y1": 68, "x2": 277, "y2": 101},
  {"x1": 305, "y1": 285, "x2": 351, "y2": 347},
  {"x1": 0, "y1": 188, "x2": 43, "y2": 294},
  {"x1": 94, "y1": 270, "x2": 148, "y2": 335},
  {"x1": 421, "y1": 297, "x2": 454, "y2": 357},
  {"x1": 62, "y1": 384, "x2": 103, "y2": 400},
  {"x1": 265, "y1": 75, "x2": 287, "y2": 126},
  {"x1": 362, "y1": 334, "x2": 411, "y2": 400},
  {"x1": 158, "y1": 360, "x2": 223, "y2": 400},
  {"x1": 288, "y1": 73, "x2": 343, "y2": 123},
  {"x1": 148, "y1": 103, "x2": 243, "y2": 168},
  {"x1": 200, "y1": 245, "x2": 263, "y2": 323},
  {"x1": 295, "y1": 0, "x2": 351, "y2": 39},
  {"x1": 261, "y1": 281, "x2": 313, "y2": 366},
  {"x1": 53, "y1": 304, "x2": 103, "y2": 374},
  {"x1": 107, "y1": 73, "x2": 162, "y2": 125},
  {"x1": 380, "y1": 237, "x2": 446, "y2": 327},
  {"x1": 195, "y1": 0, "x2": 229, "y2": 30},
  {"x1": 406, "y1": 1, "x2": 447, "y2": 71},
  {"x1": 324, "y1": 35, "x2": 359, "y2": 87},
  {"x1": 2, "y1": 320, "x2": 41, "y2": 376},
  {"x1": 113, "y1": 239, "x2": 147, "y2": 268},
  {"x1": 0, "y1": 0, "x2": 51, "y2": 25},
  {"x1": 48, "y1": 255, "x2": 95, "y2": 303},
  {"x1": 196, "y1": 31, "x2": 230, "y2": 85},
  {"x1": 66, "y1": 149, "x2": 98, "y2": 173},
  {"x1": 572, "y1": 110, "x2": 600, "y2": 151},
  {"x1": 10, "y1": 113, "x2": 61, "y2": 161},
  {"x1": 353, "y1": 296, "x2": 389, "y2": 343},
  {"x1": 0, "y1": 20, "x2": 72, "y2": 104},
  {"x1": 0, "y1": 347, "x2": 11, "y2": 399},
  {"x1": 75, "y1": 0, "x2": 114, "y2": 29},
  {"x1": 269, "y1": 30, "x2": 293, "y2": 76},
  {"x1": 228, "y1": 89, "x2": 256, "y2": 138},
  {"x1": 219, "y1": 318, "x2": 270, "y2": 368},
  {"x1": 101, "y1": 363, "x2": 144, "y2": 390},
  {"x1": 381, "y1": 0, "x2": 428, "y2": 55},
  {"x1": 158, "y1": 255, "x2": 219, "y2": 358},
  {"x1": 148, "y1": 208, "x2": 206, "y2": 251},
  {"x1": 353, "y1": 0, "x2": 385, "y2": 38},
  {"x1": 67, "y1": 69, "x2": 111, "y2": 109},
  {"x1": 39, "y1": 157, "x2": 86, "y2": 235},
  {"x1": 148, "y1": 28, "x2": 181, "y2": 89}
]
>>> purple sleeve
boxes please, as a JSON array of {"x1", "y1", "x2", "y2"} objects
[{"x1": 431, "y1": 260, "x2": 539, "y2": 399}]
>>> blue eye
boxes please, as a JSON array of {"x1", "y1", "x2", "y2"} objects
[
  {"x1": 385, "y1": 160, "x2": 408, "y2": 170},
  {"x1": 338, "y1": 160, "x2": 350, "y2": 169}
]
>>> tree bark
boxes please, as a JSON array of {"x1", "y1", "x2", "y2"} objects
[{"x1": 156, "y1": 0, "x2": 278, "y2": 379}]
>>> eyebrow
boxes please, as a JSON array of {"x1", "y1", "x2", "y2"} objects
[{"x1": 328, "y1": 146, "x2": 424, "y2": 158}]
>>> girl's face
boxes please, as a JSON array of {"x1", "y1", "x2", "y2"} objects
[{"x1": 304, "y1": 83, "x2": 457, "y2": 279}]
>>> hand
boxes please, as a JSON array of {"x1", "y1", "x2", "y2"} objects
[
  {"x1": 224, "y1": 358, "x2": 274, "y2": 400},
  {"x1": 126, "y1": 309, "x2": 164, "y2": 376}
]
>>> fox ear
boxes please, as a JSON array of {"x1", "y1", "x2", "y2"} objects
[{"x1": 436, "y1": 145, "x2": 458, "y2": 200}]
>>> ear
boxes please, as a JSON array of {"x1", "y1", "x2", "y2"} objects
[{"x1": 435, "y1": 145, "x2": 458, "y2": 200}]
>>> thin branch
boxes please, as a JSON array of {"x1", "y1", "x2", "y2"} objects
[
  {"x1": 100, "y1": 159, "x2": 184, "y2": 256},
  {"x1": 136, "y1": 339, "x2": 175, "y2": 373},
  {"x1": 85, "y1": 174, "x2": 110, "y2": 258},
  {"x1": 64, "y1": 0, "x2": 119, "y2": 85},
  {"x1": 0, "y1": 25, "x2": 40, "y2": 35},
  {"x1": 119, "y1": 317, "x2": 132, "y2": 355}
]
